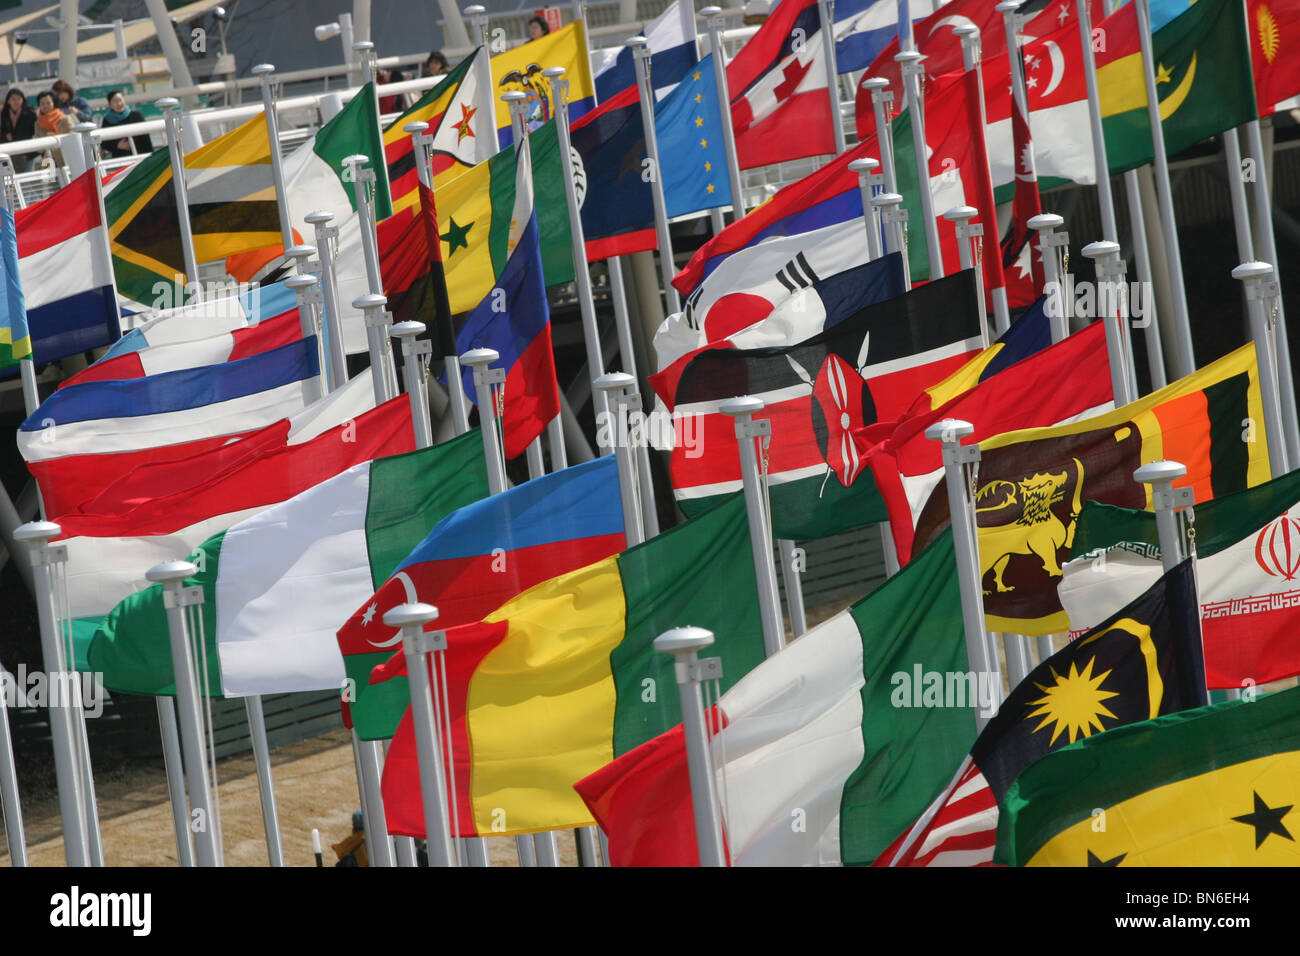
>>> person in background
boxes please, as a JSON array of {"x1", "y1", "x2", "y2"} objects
[
  {"x1": 377, "y1": 67, "x2": 410, "y2": 113},
  {"x1": 526, "y1": 15, "x2": 549, "y2": 41},
  {"x1": 423, "y1": 50, "x2": 449, "y2": 77},
  {"x1": 52, "y1": 80, "x2": 92, "y2": 124},
  {"x1": 1, "y1": 88, "x2": 36, "y2": 171},
  {"x1": 100, "y1": 90, "x2": 151, "y2": 158},
  {"x1": 35, "y1": 91, "x2": 65, "y2": 137}
]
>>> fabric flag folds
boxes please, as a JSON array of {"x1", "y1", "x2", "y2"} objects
[
  {"x1": 0, "y1": 204, "x2": 28, "y2": 369},
  {"x1": 490, "y1": 22, "x2": 596, "y2": 145},
  {"x1": 593, "y1": 0, "x2": 696, "y2": 101}
]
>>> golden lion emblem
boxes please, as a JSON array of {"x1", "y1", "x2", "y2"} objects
[{"x1": 975, "y1": 457, "x2": 1085, "y2": 594}]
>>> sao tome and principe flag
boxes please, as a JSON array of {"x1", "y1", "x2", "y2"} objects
[
  {"x1": 86, "y1": 430, "x2": 487, "y2": 698},
  {"x1": 378, "y1": 493, "x2": 766, "y2": 837},
  {"x1": 995, "y1": 683, "x2": 1300, "y2": 866},
  {"x1": 337, "y1": 456, "x2": 626, "y2": 742},
  {"x1": 1062, "y1": 466, "x2": 1300, "y2": 690},
  {"x1": 574, "y1": 528, "x2": 974, "y2": 866},
  {"x1": 878, "y1": 559, "x2": 1206, "y2": 867}
]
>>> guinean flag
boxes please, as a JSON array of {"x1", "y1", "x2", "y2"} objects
[
  {"x1": 878, "y1": 560, "x2": 1206, "y2": 867},
  {"x1": 910, "y1": 343, "x2": 1272, "y2": 635},
  {"x1": 337, "y1": 457, "x2": 626, "y2": 742},
  {"x1": 996, "y1": 683, "x2": 1300, "y2": 866},
  {"x1": 666, "y1": 269, "x2": 984, "y2": 540},
  {"x1": 378, "y1": 493, "x2": 765, "y2": 837},
  {"x1": 575, "y1": 528, "x2": 975, "y2": 866}
]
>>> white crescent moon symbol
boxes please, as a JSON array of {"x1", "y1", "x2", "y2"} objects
[
  {"x1": 365, "y1": 572, "x2": 422, "y2": 648},
  {"x1": 930, "y1": 14, "x2": 978, "y2": 38},
  {"x1": 1042, "y1": 40, "x2": 1065, "y2": 97}
]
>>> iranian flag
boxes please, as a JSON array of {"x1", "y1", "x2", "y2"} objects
[
  {"x1": 87, "y1": 431, "x2": 488, "y2": 698},
  {"x1": 1061, "y1": 468, "x2": 1300, "y2": 690},
  {"x1": 574, "y1": 529, "x2": 975, "y2": 866}
]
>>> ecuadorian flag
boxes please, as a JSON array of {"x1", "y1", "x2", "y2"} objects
[{"x1": 491, "y1": 21, "x2": 595, "y2": 147}]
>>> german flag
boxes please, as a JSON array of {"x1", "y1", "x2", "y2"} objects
[
  {"x1": 996, "y1": 683, "x2": 1300, "y2": 866},
  {"x1": 384, "y1": 51, "x2": 494, "y2": 218},
  {"x1": 911, "y1": 342, "x2": 1271, "y2": 635}
]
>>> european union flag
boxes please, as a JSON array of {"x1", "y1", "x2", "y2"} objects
[{"x1": 656, "y1": 55, "x2": 733, "y2": 218}]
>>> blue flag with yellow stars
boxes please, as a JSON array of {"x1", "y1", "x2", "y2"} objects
[{"x1": 656, "y1": 55, "x2": 732, "y2": 218}]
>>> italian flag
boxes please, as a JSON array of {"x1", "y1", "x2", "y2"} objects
[
  {"x1": 574, "y1": 529, "x2": 976, "y2": 865},
  {"x1": 87, "y1": 431, "x2": 488, "y2": 698}
]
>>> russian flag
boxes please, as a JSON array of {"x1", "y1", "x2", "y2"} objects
[
  {"x1": 454, "y1": 211, "x2": 559, "y2": 460},
  {"x1": 16, "y1": 171, "x2": 119, "y2": 362}
]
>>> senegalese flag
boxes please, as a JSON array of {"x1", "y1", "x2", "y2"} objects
[
  {"x1": 996, "y1": 684, "x2": 1300, "y2": 866},
  {"x1": 434, "y1": 120, "x2": 573, "y2": 315},
  {"x1": 378, "y1": 494, "x2": 766, "y2": 838},
  {"x1": 910, "y1": 342, "x2": 1270, "y2": 635},
  {"x1": 0, "y1": 205, "x2": 30, "y2": 368},
  {"x1": 490, "y1": 21, "x2": 596, "y2": 147},
  {"x1": 383, "y1": 51, "x2": 494, "y2": 217},
  {"x1": 1097, "y1": 0, "x2": 1258, "y2": 174}
]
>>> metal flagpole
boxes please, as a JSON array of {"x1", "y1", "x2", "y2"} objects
[
  {"x1": 354, "y1": 293, "x2": 397, "y2": 406},
  {"x1": 0, "y1": 658, "x2": 26, "y2": 866},
  {"x1": 594, "y1": 375, "x2": 647, "y2": 545},
  {"x1": 720, "y1": 397, "x2": 786, "y2": 659},
  {"x1": 1243, "y1": 119, "x2": 1299, "y2": 464},
  {"x1": 1081, "y1": 241, "x2": 1137, "y2": 406},
  {"x1": 1132, "y1": 0, "x2": 1194, "y2": 378},
  {"x1": 344, "y1": 154, "x2": 399, "y2": 397},
  {"x1": 817, "y1": 0, "x2": 848, "y2": 155},
  {"x1": 1233, "y1": 262, "x2": 1289, "y2": 475},
  {"x1": 384, "y1": 739, "x2": 419, "y2": 867},
  {"x1": 654, "y1": 627, "x2": 727, "y2": 866},
  {"x1": 778, "y1": 540, "x2": 808, "y2": 637},
  {"x1": 285, "y1": 273, "x2": 330, "y2": 395},
  {"x1": 848, "y1": 158, "x2": 883, "y2": 261},
  {"x1": 156, "y1": 697, "x2": 195, "y2": 866},
  {"x1": 156, "y1": 98, "x2": 201, "y2": 302},
  {"x1": 1076, "y1": 0, "x2": 1118, "y2": 241},
  {"x1": 925, "y1": 420, "x2": 1002, "y2": 731},
  {"x1": 873, "y1": 193, "x2": 910, "y2": 288},
  {"x1": 244, "y1": 696, "x2": 284, "y2": 866},
  {"x1": 894, "y1": 51, "x2": 944, "y2": 280},
  {"x1": 860, "y1": 78, "x2": 898, "y2": 194},
  {"x1": 306, "y1": 210, "x2": 352, "y2": 392},
  {"x1": 628, "y1": 36, "x2": 682, "y2": 314},
  {"x1": 14, "y1": 522, "x2": 89, "y2": 865},
  {"x1": 943, "y1": 205, "x2": 989, "y2": 346},
  {"x1": 388, "y1": 604, "x2": 457, "y2": 866},
  {"x1": 1123, "y1": 174, "x2": 1166, "y2": 389},
  {"x1": 393, "y1": 321, "x2": 435, "y2": 449},
  {"x1": 700, "y1": 7, "x2": 746, "y2": 219},
  {"x1": 1029, "y1": 213, "x2": 1070, "y2": 342},
  {"x1": 251, "y1": 64, "x2": 295, "y2": 253},
  {"x1": 354, "y1": 736, "x2": 398, "y2": 867},
  {"x1": 145, "y1": 560, "x2": 222, "y2": 866}
]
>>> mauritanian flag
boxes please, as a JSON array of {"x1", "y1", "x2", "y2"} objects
[
  {"x1": 909, "y1": 342, "x2": 1271, "y2": 635},
  {"x1": 1061, "y1": 467, "x2": 1300, "y2": 690},
  {"x1": 574, "y1": 529, "x2": 975, "y2": 866},
  {"x1": 1096, "y1": 0, "x2": 1258, "y2": 174},
  {"x1": 379, "y1": 494, "x2": 766, "y2": 838},
  {"x1": 995, "y1": 685, "x2": 1300, "y2": 866},
  {"x1": 87, "y1": 431, "x2": 488, "y2": 698}
]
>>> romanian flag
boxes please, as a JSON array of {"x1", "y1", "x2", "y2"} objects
[
  {"x1": 378, "y1": 494, "x2": 766, "y2": 837},
  {"x1": 910, "y1": 342, "x2": 1271, "y2": 635},
  {"x1": 489, "y1": 21, "x2": 596, "y2": 147},
  {"x1": 336, "y1": 456, "x2": 626, "y2": 742},
  {"x1": 996, "y1": 684, "x2": 1300, "y2": 866}
]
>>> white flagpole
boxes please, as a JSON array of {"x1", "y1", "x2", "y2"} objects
[
  {"x1": 354, "y1": 292, "x2": 397, "y2": 406},
  {"x1": 594, "y1": 375, "x2": 648, "y2": 546},
  {"x1": 0, "y1": 658, "x2": 26, "y2": 866},
  {"x1": 894, "y1": 52, "x2": 944, "y2": 279},
  {"x1": 251, "y1": 64, "x2": 295, "y2": 253},
  {"x1": 462, "y1": 9, "x2": 499, "y2": 149},
  {"x1": 872, "y1": 192, "x2": 910, "y2": 288},
  {"x1": 700, "y1": 7, "x2": 746, "y2": 219},
  {"x1": 1232, "y1": 262, "x2": 1289, "y2": 475},
  {"x1": 1029, "y1": 213, "x2": 1070, "y2": 342},
  {"x1": 1082, "y1": 240, "x2": 1138, "y2": 405},
  {"x1": 243, "y1": 695, "x2": 285, "y2": 866},
  {"x1": 848, "y1": 157, "x2": 883, "y2": 261},
  {"x1": 860, "y1": 77, "x2": 898, "y2": 193},
  {"x1": 818, "y1": 0, "x2": 848, "y2": 155},
  {"x1": 964, "y1": 20, "x2": 1010, "y2": 333},
  {"x1": 392, "y1": 321, "x2": 435, "y2": 449},
  {"x1": 305, "y1": 211, "x2": 353, "y2": 392},
  {"x1": 156, "y1": 98, "x2": 201, "y2": 302},
  {"x1": 942, "y1": 205, "x2": 989, "y2": 347},
  {"x1": 628, "y1": 36, "x2": 683, "y2": 314},
  {"x1": 1075, "y1": 0, "x2": 1118, "y2": 241}
]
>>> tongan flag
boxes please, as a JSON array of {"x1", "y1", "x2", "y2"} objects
[
  {"x1": 593, "y1": 0, "x2": 697, "y2": 101},
  {"x1": 15, "y1": 171, "x2": 118, "y2": 363}
]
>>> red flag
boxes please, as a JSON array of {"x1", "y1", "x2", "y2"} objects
[
  {"x1": 1247, "y1": 0, "x2": 1300, "y2": 113},
  {"x1": 1000, "y1": 85, "x2": 1045, "y2": 309}
]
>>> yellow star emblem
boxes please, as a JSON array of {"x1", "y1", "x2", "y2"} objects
[
  {"x1": 707, "y1": 183, "x2": 715, "y2": 193},
  {"x1": 704, "y1": 161, "x2": 712, "y2": 171},
  {"x1": 695, "y1": 116, "x2": 703, "y2": 127},
  {"x1": 693, "y1": 71, "x2": 701, "y2": 81},
  {"x1": 694, "y1": 93, "x2": 702, "y2": 103},
  {"x1": 700, "y1": 138, "x2": 708, "y2": 148},
  {"x1": 1155, "y1": 62, "x2": 1173, "y2": 84}
]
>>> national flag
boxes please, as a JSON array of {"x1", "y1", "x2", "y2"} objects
[
  {"x1": 1096, "y1": 0, "x2": 1258, "y2": 174},
  {"x1": 859, "y1": 0, "x2": 1006, "y2": 99},
  {"x1": 182, "y1": 113, "x2": 284, "y2": 262},
  {"x1": 1062, "y1": 467, "x2": 1300, "y2": 689},
  {"x1": 338, "y1": 456, "x2": 624, "y2": 741},
  {"x1": 593, "y1": 0, "x2": 697, "y2": 102},
  {"x1": 0, "y1": 204, "x2": 28, "y2": 369},
  {"x1": 833, "y1": 0, "x2": 940, "y2": 74},
  {"x1": 86, "y1": 429, "x2": 486, "y2": 698},
  {"x1": 994, "y1": 684, "x2": 1300, "y2": 866},
  {"x1": 102, "y1": 148, "x2": 189, "y2": 309},
  {"x1": 667, "y1": 270, "x2": 984, "y2": 540},
  {"x1": 574, "y1": 528, "x2": 974, "y2": 866},
  {"x1": 14, "y1": 171, "x2": 119, "y2": 364},
  {"x1": 652, "y1": 252, "x2": 907, "y2": 400},
  {"x1": 377, "y1": 183, "x2": 451, "y2": 346},
  {"x1": 1000, "y1": 75, "x2": 1046, "y2": 309},
  {"x1": 728, "y1": 0, "x2": 837, "y2": 168},
  {"x1": 490, "y1": 21, "x2": 597, "y2": 146},
  {"x1": 909, "y1": 343, "x2": 1271, "y2": 635},
  {"x1": 658, "y1": 56, "x2": 732, "y2": 217},
  {"x1": 879, "y1": 559, "x2": 1205, "y2": 867},
  {"x1": 1248, "y1": 0, "x2": 1300, "y2": 114},
  {"x1": 378, "y1": 494, "x2": 765, "y2": 837}
]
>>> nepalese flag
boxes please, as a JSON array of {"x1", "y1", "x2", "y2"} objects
[
  {"x1": 592, "y1": 0, "x2": 697, "y2": 101},
  {"x1": 13, "y1": 171, "x2": 119, "y2": 365},
  {"x1": 0, "y1": 205, "x2": 27, "y2": 370},
  {"x1": 336, "y1": 455, "x2": 626, "y2": 742},
  {"x1": 728, "y1": 0, "x2": 837, "y2": 169},
  {"x1": 833, "y1": 0, "x2": 939, "y2": 74},
  {"x1": 667, "y1": 270, "x2": 984, "y2": 541}
]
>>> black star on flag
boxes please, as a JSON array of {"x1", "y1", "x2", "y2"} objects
[
  {"x1": 1232, "y1": 791, "x2": 1294, "y2": 849},
  {"x1": 1087, "y1": 850, "x2": 1126, "y2": 867}
]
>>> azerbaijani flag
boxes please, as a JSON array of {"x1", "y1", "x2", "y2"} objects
[
  {"x1": 379, "y1": 493, "x2": 766, "y2": 838},
  {"x1": 337, "y1": 455, "x2": 626, "y2": 742},
  {"x1": 87, "y1": 430, "x2": 488, "y2": 697}
]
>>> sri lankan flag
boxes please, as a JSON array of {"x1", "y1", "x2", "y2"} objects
[
  {"x1": 996, "y1": 683, "x2": 1300, "y2": 866},
  {"x1": 1096, "y1": 0, "x2": 1257, "y2": 174},
  {"x1": 911, "y1": 342, "x2": 1271, "y2": 635},
  {"x1": 383, "y1": 51, "x2": 495, "y2": 217}
]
